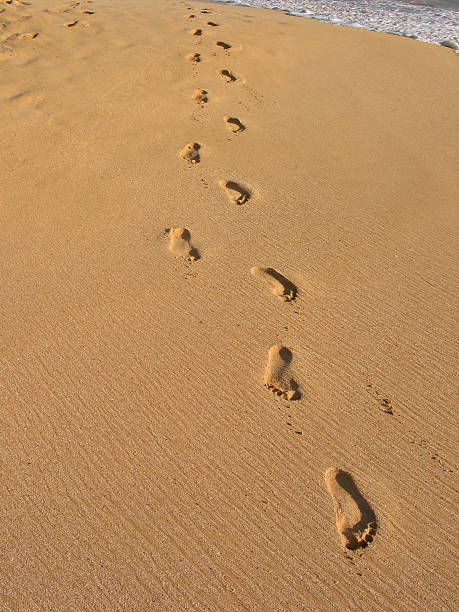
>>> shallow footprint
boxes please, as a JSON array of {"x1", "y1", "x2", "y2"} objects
[
  {"x1": 180, "y1": 142, "x2": 200, "y2": 163},
  {"x1": 217, "y1": 69, "x2": 236, "y2": 83},
  {"x1": 224, "y1": 116, "x2": 244, "y2": 133},
  {"x1": 264, "y1": 344, "x2": 299, "y2": 400},
  {"x1": 6, "y1": 32, "x2": 38, "y2": 41},
  {"x1": 185, "y1": 13, "x2": 195, "y2": 18},
  {"x1": 186, "y1": 51, "x2": 201, "y2": 62},
  {"x1": 324, "y1": 468, "x2": 377, "y2": 550},
  {"x1": 250, "y1": 267, "x2": 296, "y2": 302},
  {"x1": 192, "y1": 88, "x2": 207, "y2": 103},
  {"x1": 18, "y1": 32, "x2": 39, "y2": 39},
  {"x1": 214, "y1": 40, "x2": 231, "y2": 50},
  {"x1": 168, "y1": 227, "x2": 199, "y2": 261},
  {"x1": 63, "y1": 20, "x2": 78, "y2": 27},
  {"x1": 219, "y1": 180, "x2": 250, "y2": 205}
]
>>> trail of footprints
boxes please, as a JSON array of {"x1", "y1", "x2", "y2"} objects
[
  {"x1": 0, "y1": 0, "x2": 96, "y2": 52},
  {"x1": 172, "y1": 2, "x2": 377, "y2": 552},
  {"x1": 5, "y1": 0, "x2": 378, "y2": 557},
  {"x1": 1, "y1": 0, "x2": 377, "y2": 571}
]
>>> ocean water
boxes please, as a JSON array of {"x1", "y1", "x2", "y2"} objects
[{"x1": 211, "y1": 0, "x2": 459, "y2": 50}]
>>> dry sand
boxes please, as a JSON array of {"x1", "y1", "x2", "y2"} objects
[{"x1": 1, "y1": 0, "x2": 458, "y2": 609}]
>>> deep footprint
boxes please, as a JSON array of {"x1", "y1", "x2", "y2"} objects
[
  {"x1": 168, "y1": 228, "x2": 199, "y2": 261},
  {"x1": 324, "y1": 468, "x2": 377, "y2": 550},
  {"x1": 217, "y1": 69, "x2": 236, "y2": 83},
  {"x1": 224, "y1": 116, "x2": 245, "y2": 133},
  {"x1": 207, "y1": 21, "x2": 219, "y2": 26},
  {"x1": 186, "y1": 52, "x2": 201, "y2": 62},
  {"x1": 214, "y1": 40, "x2": 231, "y2": 50},
  {"x1": 192, "y1": 89, "x2": 208, "y2": 103},
  {"x1": 189, "y1": 28, "x2": 202, "y2": 35},
  {"x1": 180, "y1": 143, "x2": 200, "y2": 163},
  {"x1": 250, "y1": 267, "x2": 297, "y2": 302},
  {"x1": 219, "y1": 180, "x2": 250, "y2": 205},
  {"x1": 264, "y1": 344, "x2": 299, "y2": 400}
]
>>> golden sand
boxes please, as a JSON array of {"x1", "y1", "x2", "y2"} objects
[{"x1": 1, "y1": 0, "x2": 458, "y2": 608}]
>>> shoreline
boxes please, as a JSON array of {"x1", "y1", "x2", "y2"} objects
[{"x1": 205, "y1": 0, "x2": 459, "y2": 51}]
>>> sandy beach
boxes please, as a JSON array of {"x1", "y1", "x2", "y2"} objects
[{"x1": 1, "y1": 0, "x2": 458, "y2": 609}]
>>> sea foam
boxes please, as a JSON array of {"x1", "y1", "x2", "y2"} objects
[{"x1": 210, "y1": 0, "x2": 459, "y2": 51}]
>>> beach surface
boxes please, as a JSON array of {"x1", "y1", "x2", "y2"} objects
[{"x1": 1, "y1": 0, "x2": 458, "y2": 609}]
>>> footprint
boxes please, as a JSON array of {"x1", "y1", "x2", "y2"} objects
[
  {"x1": 180, "y1": 142, "x2": 200, "y2": 163},
  {"x1": 217, "y1": 69, "x2": 236, "y2": 82},
  {"x1": 189, "y1": 28, "x2": 201, "y2": 35},
  {"x1": 186, "y1": 51, "x2": 201, "y2": 62},
  {"x1": 168, "y1": 228, "x2": 199, "y2": 261},
  {"x1": 219, "y1": 180, "x2": 250, "y2": 205},
  {"x1": 6, "y1": 32, "x2": 39, "y2": 40},
  {"x1": 224, "y1": 116, "x2": 244, "y2": 133},
  {"x1": 264, "y1": 344, "x2": 299, "y2": 400},
  {"x1": 81, "y1": 9, "x2": 94, "y2": 14},
  {"x1": 214, "y1": 40, "x2": 231, "y2": 50},
  {"x1": 250, "y1": 267, "x2": 297, "y2": 302},
  {"x1": 207, "y1": 21, "x2": 219, "y2": 26},
  {"x1": 324, "y1": 468, "x2": 377, "y2": 550},
  {"x1": 185, "y1": 14, "x2": 195, "y2": 18},
  {"x1": 63, "y1": 20, "x2": 78, "y2": 27},
  {"x1": 201, "y1": 9, "x2": 212, "y2": 13},
  {"x1": 192, "y1": 88, "x2": 207, "y2": 104}
]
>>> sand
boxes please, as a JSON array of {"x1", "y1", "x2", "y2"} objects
[{"x1": 1, "y1": 0, "x2": 458, "y2": 609}]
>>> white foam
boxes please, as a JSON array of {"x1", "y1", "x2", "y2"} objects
[{"x1": 211, "y1": 0, "x2": 459, "y2": 51}]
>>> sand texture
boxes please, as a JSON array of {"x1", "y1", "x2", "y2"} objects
[{"x1": 1, "y1": 0, "x2": 458, "y2": 609}]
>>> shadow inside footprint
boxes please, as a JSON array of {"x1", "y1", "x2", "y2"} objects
[
  {"x1": 325, "y1": 468, "x2": 377, "y2": 550},
  {"x1": 220, "y1": 180, "x2": 250, "y2": 205},
  {"x1": 224, "y1": 116, "x2": 245, "y2": 132},
  {"x1": 218, "y1": 69, "x2": 236, "y2": 82},
  {"x1": 17, "y1": 32, "x2": 39, "y2": 39},
  {"x1": 180, "y1": 142, "x2": 200, "y2": 163},
  {"x1": 192, "y1": 89, "x2": 208, "y2": 103},
  {"x1": 186, "y1": 52, "x2": 201, "y2": 62},
  {"x1": 167, "y1": 227, "x2": 200, "y2": 261},
  {"x1": 207, "y1": 21, "x2": 219, "y2": 26},
  {"x1": 251, "y1": 267, "x2": 297, "y2": 302},
  {"x1": 335, "y1": 471, "x2": 377, "y2": 548},
  {"x1": 266, "y1": 268, "x2": 296, "y2": 300},
  {"x1": 215, "y1": 40, "x2": 231, "y2": 50}
]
